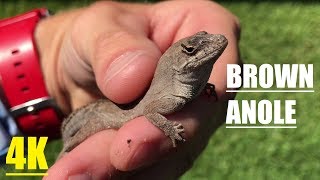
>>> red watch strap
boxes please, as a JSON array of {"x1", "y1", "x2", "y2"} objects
[{"x1": 0, "y1": 9, "x2": 62, "y2": 138}]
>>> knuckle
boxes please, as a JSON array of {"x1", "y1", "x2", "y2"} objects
[
  {"x1": 83, "y1": 1, "x2": 124, "y2": 20},
  {"x1": 93, "y1": 30, "x2": 141, "y2": 63},
  {"x1": 71, "y1": 1, "x2": 121, "y2": 33},
  {"x1": 96, "y1": 30, "x2": 137, "y2": 50},
  {"x1": 87, "y1": 1, "x2": 119, "y2": 12},
  {"x1": 196, "y1": 0, "x2": 241, "y2": 37},
  {"x1": 108, "y1": 30, "x2": 137, "y2": 41},
  {"x1": 177, "y1": 0, "x2": 241, "y2": 30}
]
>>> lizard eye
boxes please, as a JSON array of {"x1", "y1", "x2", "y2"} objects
[{"x1": 181, "y1": 44, "x2": 197, "y2": 55}]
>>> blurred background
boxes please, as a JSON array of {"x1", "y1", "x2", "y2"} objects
[{"x1": 0, "y1": 0, "x2": 319, "y2": 179}]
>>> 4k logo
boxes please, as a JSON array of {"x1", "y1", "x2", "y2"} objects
[{"x1": 5, "y1": 137, "x2": 48, "y2": 176}]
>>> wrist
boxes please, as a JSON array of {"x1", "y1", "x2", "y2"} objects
[
  {"x1": 34, "y1": 9, "x2": 83, "y2": 114},
  {"x1": 0, "y1": 9, "x2": 67, "y2": 138}
]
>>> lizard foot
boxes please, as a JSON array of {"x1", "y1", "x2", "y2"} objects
[
  {"x1": 145, "y1": 113, "x2": 186, "y2": 147},
  {"x1": 203, "y1": 83, "x2": 218, "y2": 101},
  {"x1": 168, "y1": 122, "x2": 186, "y2": 147}
]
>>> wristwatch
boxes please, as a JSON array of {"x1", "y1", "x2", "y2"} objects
[{"x1": 0, "y1": 9, "x2": 62, "y2": 138}]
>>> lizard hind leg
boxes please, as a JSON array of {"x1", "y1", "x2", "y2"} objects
[
  {"x1": 145, "y1": 113, "x2": 185, "y2": 147},
  {"x1": 58, "y1": 117, "x2": 108, "y2": 158},
  {"x1": 59, "y1": 112, "x2": 123, "y2": 158}
]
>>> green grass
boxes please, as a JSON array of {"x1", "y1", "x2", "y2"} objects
[
  {"x1": 182, "y1": 1, "x2": 320, "y2": 180},
  {"x1": 1, "y1": 1, "x2": 319, "y2": 180}
]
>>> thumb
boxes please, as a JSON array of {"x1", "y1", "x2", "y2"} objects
[{"x1": 61, "y1": 2, "x2": 161, "y2": 106}]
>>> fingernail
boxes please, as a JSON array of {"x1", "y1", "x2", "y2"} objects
[
  {"x1": 68, "y1": 173, "x2": 92, "y2": 180},
  {"x1": 104, "y1": 50, "x2": 153, "y2": 84}
]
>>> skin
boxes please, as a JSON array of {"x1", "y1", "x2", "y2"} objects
[{"x1": 35, "y1": 0, "x2": 241, "y2": 179}]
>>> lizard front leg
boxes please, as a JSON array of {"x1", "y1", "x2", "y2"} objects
[
  {"x1": 145, "y1": 113, "x2": 185, "y2": 147},
  {"x1": 143, "y1": 97, "x2": 186, "y2": 147}
]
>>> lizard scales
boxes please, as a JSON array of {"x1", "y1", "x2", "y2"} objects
[{"x1": 60, "y1": 31, "x2": 228, "y2": 154}]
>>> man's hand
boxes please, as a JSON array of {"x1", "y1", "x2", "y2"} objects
[{"x1": 36, "y1": 0, "x2": 241, "y2": 179}]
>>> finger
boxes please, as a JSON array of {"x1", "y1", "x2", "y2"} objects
[
  {"x1": 61, "y1": 2, "x2": 161, "y2": 106},
  {"x1": 129, "y1": 149, "x2": 194, "y2": 180},
  {"x1": 110, "y1": 97, "x2": 227, "y2": 171},
  {"x1": 45, "y1": 130, "x2": 123, "y2": 180},
  {"x1": 149, "y1": 0, "x2": 241, "y2": 100},
  {"x1": 109, "y1": 116, "x2": 169, "y2": 171}
]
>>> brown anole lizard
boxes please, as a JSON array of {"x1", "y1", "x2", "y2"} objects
[{"x1": 60, "y1": 31, "x2": 228, "y2": 155}]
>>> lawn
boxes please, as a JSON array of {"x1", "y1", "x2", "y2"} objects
[{"x1": 0, "y1": 0, "x2": 319, "y2": 180}]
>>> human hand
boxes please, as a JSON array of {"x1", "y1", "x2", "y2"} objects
[{"x1": 36, "y1": 0, "x2": 241, "y2": 179}]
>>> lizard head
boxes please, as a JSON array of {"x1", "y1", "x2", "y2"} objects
[
  {"x1": 168, "y1": 31, "x2": 227, "y2": 97},
  {"x1": 177, "y1": 31, "x2": 228, "y2": 73}
]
